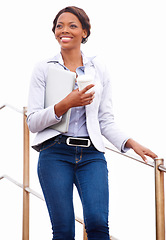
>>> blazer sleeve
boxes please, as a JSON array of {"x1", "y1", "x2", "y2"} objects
[
  {"x1": 27, "y1": 62, "x2": 61, "y2": 133},
  {"x1": 98, "y1": 65, "x2": 130, "y2": 152}
]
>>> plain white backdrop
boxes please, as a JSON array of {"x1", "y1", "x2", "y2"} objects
[{"x1": 0, "y1": 0, "x2": 166, "y2": 239}]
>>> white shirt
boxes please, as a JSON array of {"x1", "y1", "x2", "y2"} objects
[{"x1": 27, "y1": 52, "x2": 130, "y2": 152}]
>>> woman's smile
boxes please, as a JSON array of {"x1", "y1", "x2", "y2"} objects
[{"x1": 60, "y1": 36, "x2": 73, "y2": 43}]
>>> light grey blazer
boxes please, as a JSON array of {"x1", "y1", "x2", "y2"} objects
[{"x1": 27, "y1": 53, "x2": 129, "y2": 152}]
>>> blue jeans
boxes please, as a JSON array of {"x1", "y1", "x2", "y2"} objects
[{"x1": 38, "y1": 136, "x2": 109, "y2": 240}]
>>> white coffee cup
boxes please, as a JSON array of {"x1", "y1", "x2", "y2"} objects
[{"x1": 77, "y1": 75, "x2": 94, "y2": 93}]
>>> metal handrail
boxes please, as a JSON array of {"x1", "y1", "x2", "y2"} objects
[
  {"x1": 158, "y1": 165, "x2": 166, "y2": 173},
  {"x1": 0, "y1": 104, "x2": 165, "y2": 240},
  {"x1": 0, "y1": 174, "x2": 23, "y2": 189},
  {"x1": 0, "y1": 103, "x2": 23, "y2": 113}
]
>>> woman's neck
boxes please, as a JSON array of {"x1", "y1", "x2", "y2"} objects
[{"x1": 61, "y1": 48, "x2": 83, "y2": 72}]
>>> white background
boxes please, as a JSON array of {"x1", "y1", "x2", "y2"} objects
[{"x1": 0, "y1": 0, "x2": 166, "y2": 239}]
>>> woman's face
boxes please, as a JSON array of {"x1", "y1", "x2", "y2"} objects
[{"x1": 55, "y1": 12, "x2": 87, "y2": 50}]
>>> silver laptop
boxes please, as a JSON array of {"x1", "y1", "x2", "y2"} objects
[{"x1": 45, "y1": 65, "x2": 76, "y2": 133}]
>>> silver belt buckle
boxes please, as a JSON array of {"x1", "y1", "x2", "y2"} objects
[{"x1": 66, "y1": 137, "x2": 91, "y2": 147}]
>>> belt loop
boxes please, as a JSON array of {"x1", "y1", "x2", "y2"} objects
[
  {"x1": 58, "y1": 134, "x2": 62, "y2": 143},
  {"x1": 58, "y1": 134, "x2": 62, "y2": 140}
]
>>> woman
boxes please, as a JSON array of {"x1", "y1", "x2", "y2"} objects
[{"x1": 27, "y1": 6, "x2": 157, "y2": 240}]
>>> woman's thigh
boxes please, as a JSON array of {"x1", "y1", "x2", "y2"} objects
[{"x1": 38, "y1": 146, "x2": 75, "y2": 239}]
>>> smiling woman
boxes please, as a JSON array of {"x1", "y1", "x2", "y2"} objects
[{"x1": 26, "y1": 5, "x2": 157, "y2": 240}]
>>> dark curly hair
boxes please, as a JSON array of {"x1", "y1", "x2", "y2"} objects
[{"x1": 52, "y1": 6, "x2": 91, "y2": 44}]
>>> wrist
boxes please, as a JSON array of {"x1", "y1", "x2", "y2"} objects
[
  {"x1": 125, "y1": 138, "x2": 136, "y2": 149},
  {"x1": 64, "y1": 94, "x2": 73, "y2": 109},
  {"x1": 54, "y1": 98, "x2": 71, "y2": 117}
]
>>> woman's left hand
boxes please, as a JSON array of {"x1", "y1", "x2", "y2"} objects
[{"x1": 125, "y1": 139, "x2": 158, "y2": 163}]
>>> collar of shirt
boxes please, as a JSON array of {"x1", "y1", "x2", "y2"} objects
[{"x1": 47, "y1": 51, "x2": 96, "y2": 69}]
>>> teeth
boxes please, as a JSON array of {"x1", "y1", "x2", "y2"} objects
[{"x1": 61, "y1": 37, "x2": 71, "y2": 40}]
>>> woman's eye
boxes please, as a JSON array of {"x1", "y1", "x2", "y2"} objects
[
  {"x1": 56, "y1": 24, "x2": 63, "y2": 29},
  {"x1": 70, "y1": 24, "x2": 77, "y2": 29}
]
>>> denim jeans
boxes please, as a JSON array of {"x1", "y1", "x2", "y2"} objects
[{"x1": 38, "y1": 136, "x2": 110, "y2": 240}]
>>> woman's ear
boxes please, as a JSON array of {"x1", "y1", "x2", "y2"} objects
[{"x1": 82, "y1": 29, "x2": 87, "y2": 39}]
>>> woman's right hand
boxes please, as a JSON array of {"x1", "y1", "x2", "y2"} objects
[
  {"x1": 66, "y1": 84, "x2": 95, "y2": 107},
  {"x1": 54, "y1": 84, "x2": 95, "y2": 117}
]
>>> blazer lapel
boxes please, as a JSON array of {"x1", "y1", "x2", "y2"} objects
[{"x1": 84, "y1": 63, "x2": 96, "y2": 80}]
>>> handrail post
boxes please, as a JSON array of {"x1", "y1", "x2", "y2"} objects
[
  {"x1": 154, "y1": 158, "x2": 165, "y2": 240},
  {"x1": 22, "y1": 107, "x2": 30, "y2": 240},
  {"x1": 83, "y1": 223, "x2": 88, "y2": 240}
]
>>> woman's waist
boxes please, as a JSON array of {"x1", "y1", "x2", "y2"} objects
[{"x1": 43, "y1": 134, "x2": 92, "y2": 148}]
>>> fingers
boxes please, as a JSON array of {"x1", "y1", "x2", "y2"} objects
[
  {"x1": 141, "y1": 154, "x2": 148, "y2": 164},
  {"x1": 68, "y1": 86, "x2": 95, "y2": 107},
  {"x1": 82, "y1": 91, "x2": 95, "y2": 100},
  {"x1": 81, "y1": 92, "x2": 95, "y2": 105},
  {"x1": 135, "y1": 147, "x2": 158, "y2": 163},
  {"x1": 144, "y1": 149, "x2": 158, "y2": 159},
  {"x1": 79, "y1": 86, "x2": 95, "y2": 105},
  {"x1": 134, "y1": 148, "x2": 149, "y2": 163},
  {"x1": 128, "y1": 139, "x2": 158, "y2": 163},
  {"x1": 80, "y1": 84, "x2": 95, "y2": 94}
]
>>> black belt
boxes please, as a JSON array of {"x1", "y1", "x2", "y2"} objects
[{"x1": 48, "y1": 135, "x2": 92, "y2": 147}]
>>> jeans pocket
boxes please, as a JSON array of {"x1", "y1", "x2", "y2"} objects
[{"x1": 40, "y1": 140, "x2": 58, "y2": 152}]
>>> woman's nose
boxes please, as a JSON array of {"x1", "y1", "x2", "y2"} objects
[{"x1": 62, "y1": 25, "x2": 69, "y2": 33}]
